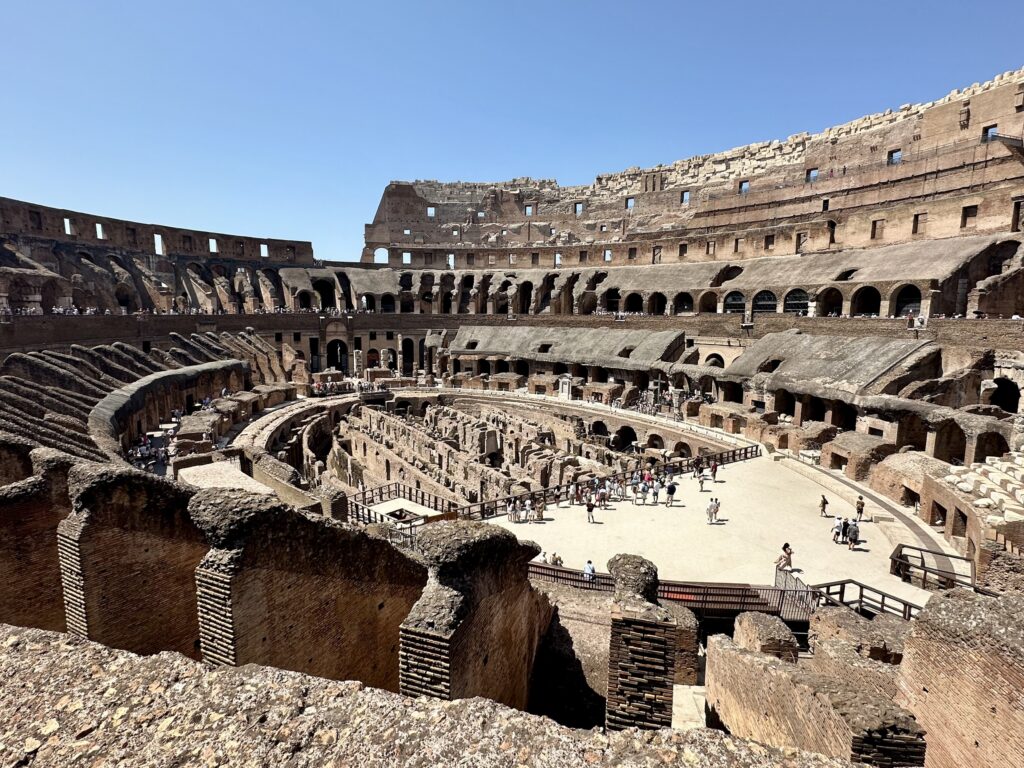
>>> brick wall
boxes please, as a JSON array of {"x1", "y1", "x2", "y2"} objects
[
  {"x1": 897, "y1": 590, "x2": 1024, "y2": 768},
  {"x1": 733, "y1": 611, "x2": 800, "y2": 662},
  {"x1": 605, "y1": 606, "x2": 677, "y2": 730}
]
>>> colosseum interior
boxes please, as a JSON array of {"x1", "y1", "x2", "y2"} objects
[{"x1": 2, "y1": 66, "x2": 1024, "y2": 768}]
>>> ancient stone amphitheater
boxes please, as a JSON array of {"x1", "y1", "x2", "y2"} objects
[{"x1": 2, "y1": 68, "x2": 1024, "y2": 768}]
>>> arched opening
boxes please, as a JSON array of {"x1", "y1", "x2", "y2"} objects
[
  {"x1": 312, "y1": 279, "x2": 336, "y2": 310},
  {"x1": 710, "y1": 264, "x2": 744, "y2": 287},
  {"x1": 495, "y1": 359, "x2": 510, "y2": 374},
  {"x1": 442, "y1": 293, "x2": 454, "y2": 313},
  {"x1": 932, "y1": 422, "x2": 966, "y2": 465},
  {"x1": 624, "y1": 293, "x2": 643, "y2": 313},
  {"x1": 514, "y1": 359, "x2": 529, "y2": 376},
  {"x1": 817, "y1": 287, "x2": 844, "y2": 316},
  {"x1": 723, "y1": 291, "x2": 746, "y2": 314},
  {"x1": 477, "y1": 359, "x2": 492, "y2": 376},
  {"x1": 553, "y1": 362, "x2": 569, "y2": 375},
  {"x1": 673, "y1": 292, "x2": 694, "y2": 313},
  {"x1": 804, "y1": 396, "x2": 827, "y2": 423},
  {"x1": 975, "y1": 432, "x2": 1010, "y2": 464},
  {"x1": 401, "y1": 337, "x2": 414, "y2": 376},
  {"x1": 720, "y1": 381, "x2": 744, "y2": 404},
  {"x1": 604, "y1": 288, "x2": 621, "y2": 312},
  {"x1": 705, "y1": 354, "x2": 725, "y2": 368},
  {"x1": 611, "y1": 425, "x2": 638, "y2": 452},
  {"x1": 752, "y1": 290, "x2": 777, "y2": 313},
  {"x1": 783, "y1": 289, "x2": 809, "y2": 314},
  {"x1": 297, "y1": 291, "x2": 313, "y2": 310},
  {"x1": 366, "y1": 349, "x2": 380, "y2": 368},
  {"x1": 114, "y1": 284, "x2": 137, "y2": 313},
  {"x1": 591, "y1": 421, "x2": 609, "y2": 437},
  {"x1": 850, "y1": 286, "x2": 881, "y2": 316},
  {"x1": 592, "y1": 367, "x2": 609, "y2": 383},
  {"x1": 647, "y1": 292, "x2": 667, "y2": 315},
  {"x1": 373, "y1": 248, "x2": 389, "y2": 264},
  {"x1": 833, "y1": 401, "x2": 858, "y2": 430},
  {"x1": 698, "y1": 292, "x2": 718, "y2": 313},
  {"x1": 400, "y1": 297, "x2": 415, "y2": 313},
  {"x1": 518, "y1": 281, "x2": 533, "y2": 314},
  {"x1": 363, "y1": 294, "x2": 377, "y2": 312},
  {"x1": 326, "y1": 340, "x2": 349, "y2": 372},
  {"x1": 892, "y1": 284, "x2": 922, "y2": 317},
  {"x1": 991, "y1": 378, "x2": 1021, "y2": 414},
  {"x1": 673, "y1": 441, "x2": 692, "y2": 458},
  {"x1": 380, "y1": 294, "x2": 396, "y2": 313},
  {"x1": 646, "y1": 433, "x2": 664, "y2": 450}
]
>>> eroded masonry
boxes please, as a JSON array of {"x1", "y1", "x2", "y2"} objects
[{"x1": 2, "y1": 68, "x2": 1024, "y2": 768}]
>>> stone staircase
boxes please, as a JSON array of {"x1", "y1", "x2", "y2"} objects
[{"x1": 945, "y1": 452, "x2": 1024, "y2": 556}]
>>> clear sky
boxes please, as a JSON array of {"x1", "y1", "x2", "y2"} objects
[{"x1": 3, "y1": 1, "x2": 1020, "y2": 260}]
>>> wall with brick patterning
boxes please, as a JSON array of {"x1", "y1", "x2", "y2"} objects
[
  {"x1": 706, "y1": 635, "x2": 926, "y2": 767},
  {"x1": 897, "y1": 590, "x2": 1024, "y2": 768},
  {"x1": 605, "y1": 608, "x2": 677, "y2": 730},
  {"x1": 0, "y1": 450, "x2": 78, "y2": 632}
]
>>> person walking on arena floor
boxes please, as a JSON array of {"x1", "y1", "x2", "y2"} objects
[
  {"x1": 774, "y1": 543, "x2": 794, "y2": 571},
  {"x1": 856, "y1": 495, "x2": 865, "y2": 521},
  {"x1": 819, "y1": 495, "x2": 830, "y2": 517},
  {"x1": 666, "y1": 480, "x2": 677, "y2": 507},
  {"x1": 586, "y1": 497, "x2": 596, "y2": 523}
]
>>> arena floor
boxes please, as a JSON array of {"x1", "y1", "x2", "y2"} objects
[{"x1": 492, "y1": 453, "x2": 956, "y2": 603}]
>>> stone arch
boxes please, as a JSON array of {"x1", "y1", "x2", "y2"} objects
[
  {"x1": 890, "y1": 284, "x2": 922, "y2": 317},
  {"x1": 991, "y1": 377, "x2": 1021, "y2": 414},
  {"x1": 114, "y1": 284, "x2": 138, "y2": 313},
  {"x1": 783, "y1": 288, "x2": 809, "y2": 314},
  {"x1": 647, "y1": 292, "x2": 667, "y2": 315},
  {"x1": 380, "y1": 294, "x2": 396, "y2": 313},
  {"x1": 611, "y1": 425, "x2": 638, "y2": 452},
  {"x1": 312, "y1": 279, "x2": 336, "y2": 310},
  {"x1": 401, "y1": 337, "x2": 414, "y2": 376},
  {"x1": 514, "y1": 359, "x2": 529, "y2": 376},
  {"x1": 623, "y1": 293, "x2": 643, "y2": 313},
  {"x1": 752, "y1": 290, "x2": 777, "y2": 313},
  {"x1": 817, "y1": 287, "x2": 844, "y2": 316},
  {"x1": 932, "y1": 421, "x2": 967, "y2": 464},
  {"x1": 366, "y1": 349, "x2": 380, "y2": 368},
  {"x1": 723, "y1": 291, "x2": 746, "y2": 314},
  {"x1": 373, "y1": 247, "x2": 389, "y2": 264},
  {"x1": 673, "y1": 441, "x2": 692, "y2": 458},
  {"x1": 705, "y1": 353, "x2": 725, "y2": 368},
  {"x1": 518, "y1": 281, "x2": 533, "y2": 314},
  {"x1": 975, "y1": 432, "x2": 1010, "y2": 464},
  {"x1": 603, "y1": 288, "x2": 621, "y2": 312},
  {"x1": 673, "y1": 292, "x2": 694, "y2": 313},
  {"x1": 296, "y1": 290, "x2": 314, "y2": 310},
  {"x1": 698, "y1": 291, "x2": 718, "y2": 313},
  {"x1": 326, "y1": 340, "x2": 349, "y2": 372},
  {"x1": 553, "y1": 362, "x2": 569, "y2": 375},
  {"x1": 591, "y1": 421, "x2": 609, "y2": 436},
  {"x1": 850, "y1": 286, "x2": 881, "y2": 316},
  {"x1": 646, "y1": 433, "x2": 665, "y2": 450}
]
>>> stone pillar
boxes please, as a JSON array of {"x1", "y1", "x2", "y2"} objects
[
  {"x1": 604, "y1": 554, "x2": 698, "y2": 731},
  {"x1": 793, "y1": 398, "x2": 806, "y2": 427}
]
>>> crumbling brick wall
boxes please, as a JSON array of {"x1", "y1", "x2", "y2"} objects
[
  {"x1": 706, "y1": 635, "x2": 925, "y2": 766},
  {"x1": 733, "y1": 611, "x2": 799, "y2": 662},
  {"x1": 809, "y1": 606, "x2": 908, "y2": 663},
  {"x1": 897, "y1": 590, "x2": 1024, "y2": 768}
]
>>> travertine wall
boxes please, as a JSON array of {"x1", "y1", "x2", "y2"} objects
[{"x1": 897, "y1": 590, "x2": 1024, "y2": 768}]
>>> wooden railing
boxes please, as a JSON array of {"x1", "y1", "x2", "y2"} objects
[
  {"x1": 812, "y1": 579, "x2": 922, "y2": 621},
  {"x1": 889, "y1": 544, "x2": 998, "y2": 596},
  {"x1": 528, "y1": 562, "x2": 817, "y2": 622},
  {"x1": 459, "y1": 444, "x2": 761, "y2": 521},
  {"x1": 350, "y1": 482, "x2": 459, "y2": 516}
]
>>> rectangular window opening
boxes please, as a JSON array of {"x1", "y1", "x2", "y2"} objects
[
  {"x1": 871, "y1": 219, "x2": 885, "y2": 240},
  {"x1": 426, "y1": 206, "x2": 436, "y2": 218},
  {"x1": 680, "y1": 190, "x2": 690, "y2": 205},
  {"x1": 154, "y1": 233, "x2": 164, "y2": 255},
  {"x1": 822, "y1": 199, "x2": 830, "y2": 212},
  {"x1": 95, "y1": 222, "x2": 106, "y2": 240},
  {"x1": 887, "y1": 148, "x2": 902, "y2": 165},
  {"x1": 982, "y1": 124, "x2": 998, "y2": 143},
  {"x1": 209, "y1": 238, "x2": 218, "y2": 253},
  {"x1": 63, "y1": 217, "x2": 75, "y2": 236},
  {"x1": 28, "y1": 211, "x2": 43, "y2": 230},
  {"x1": 525, "y1": 205, "x2": 534, "y2": 217},
  {"x1": 574, "y1": 202, "x2": 584, "y2": 215},
  {"x1": 961, "y1": 205, "x2": 979, "y2": 229},
  {"x1": 578, "y1": 250, "x2": 588, "y2": 263},
  {"x1": 402, "y1": 252, "x2": 412, "y2": 265},
  {"x1": 738, "y1": 179, "x2": 750, "y2": 194},
  {"x1": 625, "y1": 197, "x2": 635, "y2": 210},
  {"x1": 531, "y1": 252, "x2": 540, "y2": 265},
  {"x1": 706, "y1": 241, "x2": 716, "y2": 255},
  {"x1": 912, "y1": 212, "x2": 928, "y2": 235},
  {"x1": 733, "y1": 237, "x2": 744, "y2": 253},
  {"x1": 627, "y1": 247, "x2": 637, "y2": 259},
  {"x1": 260, "y1": 243, "x2": 269, "y2": 258},
  {"x1": 764, "y1": 234, "x2": 775, "y2": 251},
  {"x1": 677, "y1": 243, "x2": 687, "y2": 258},
  {"x1": 604, "y1": 249, "x2": 613, "y2": 262},
  {"x1": 805, "y1": 168, "x2": 819, "y2": 182}
]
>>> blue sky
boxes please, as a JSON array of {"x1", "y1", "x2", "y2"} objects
[{"x1": 3, "y1": 1, "x2": 1020, "y2": 260}]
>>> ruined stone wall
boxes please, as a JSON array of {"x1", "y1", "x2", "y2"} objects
[
  {"x1": 897, "y1": 590, "x2": 1024, "y2": 768},
  {"x1": 706, "y1": 635, "x2": 926, "y2": 766}
]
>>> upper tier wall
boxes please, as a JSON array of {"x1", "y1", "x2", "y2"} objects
[{"x1": 0, "y1": 197, "x2": 315, "y2": 265}]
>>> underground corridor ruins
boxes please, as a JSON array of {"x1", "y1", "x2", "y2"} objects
[{"x1": 3, "y1": 67, "x2": 1024, "y2": 768}]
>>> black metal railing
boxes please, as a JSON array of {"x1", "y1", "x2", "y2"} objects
[{"x1": 889, "y1": 543, "x2": 998, "y2": 596}]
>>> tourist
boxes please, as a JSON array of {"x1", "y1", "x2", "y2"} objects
[
  {"x1": 583, "y1": 560, "x2": 596, "y2": 583},
  {"x1": 638, "y1": 482, "x2": 648, "y2": 505},
  {"x1": 847, "y1": 520, "x2": 860, "y2": 550},
  {"x1": 832, "y1": 515, "x2": 843, "y2": 543},
  {"x1": 551, "y1": 552, "x2": 564, "y2": 567},
  {"x1": 539, "y1": 551, "x2": 548, "y2": 564},
  {"x1": 841, "y1": 517, "x2": 849, "y2": 544},
  {"x1": 536, "y1": 497, "x2": 545, "y2": 522},
  {"x1": 855, "y1": 495, "x2": 865, "y2": 521},
  {"x1": 706, "y1": 498, "x2": 716, "y2": 525},
  {"x1": 698, "y1": 473, "x2": 705, "y2": 493},
  {"x1": 712, "y1": 497, "x2": 721, "y2": 523},
  {"x1": 774, "y1": 543, "x2": 794, "y2": 571},
  {"x1": 506, "y1": 499, "x2": 514, "y2": 522},
  {"x1": 652, "y1": 479, "x2": 661, "y2": 504},
  {"x1": 586, "y1": 496, "x2": 596, "y2": 523},
  {"x1": 819, "y1": 495, "x2": 830, "y2": 517},
  {"x1": 524, "y1": 497, "x2": 533, "y2": 522},
  {"x1": 666, "y1": 480, "x2": 677, "y2": 507},
  {"x1": 710, "y1": 461, "x2": 718, "y2": 483}
]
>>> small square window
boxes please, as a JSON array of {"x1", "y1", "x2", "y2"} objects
[
  {"x1": 628, "y1": 247, "x2": 637, "y2": 259},
  {"x1": 260, "y1": 243, "x2": 269, "y2": 258},
  {"x1": 293, "y1": 332, "x2": 301, "y2": 343},
  {"x1": 424, "y1": 253, "x2": 434, "y2": 265},
  {"x1": 426, "y1": 206, "x2": 436, "y2": 218},
  {"x1": 550, "y1": 227, "x2": 557, "y2": 235},
  {"x1": 274, "y1": 332, "x2": 283, "y2": 343},
  {"x1": 603, "y1": 249, "x2": 613, "y2": 262},
  {"x1": 961, "y1": 205, "x2": 979, "y2": 229},
  {"x1": 508, "y1": 254, "x2": 516, "y2": 264},
  {"x1": 578, "y1": 250, "x2": 588, "y2": 263},
  {"x1": 599, "y1": 224, "x2": 607, "y2": 232},
  {"x1": 706, "y1": 241, "x2": 716, "y2": 255},
  {"x1": 982, "y1": 124, "x2": 998, "y2": 143},
  {"x1": 525, "y1": 205, "x2": 534, "y2": 216},
  {"x1": 531, "y1": 252, "x2": 540, "y2": 265},
  {"x1": 538, "y1": 343, "x2": 553, "y2": 353},
  {"x1": 677, "y1": 243, "x2": 687, "y2": 258},
  {"x1": 488, "y1": 254, "x2": 496, "y2": 266},
  {"x1": 680, "y1": 190, "x2": 690, "y2": 204},
  {"x1": 452, "y1": 228, "x2": 459, "y2": 236},
  {"x1": 734, "y1": 237, "x2": 744, "y2": 253},
  {"x1": 574, "y1": 202, "x2": 584, "y2": 215},
  {"x1": 369, "y1": 331, "x2": 377, "y2": 341},
  {"x1": 477, "y1": 211, "x2": 485, "y2": 218},
  {"x1": 764, "y1": 234, "x2": 775, "y2": 251},
  {"x1": 805, "y1": 168, "x2": 819, "y2": 182},
  {"x1": 402, "y1": 252, "x2": 412, "y2": 265},
  {"x1": 871, "y1": 219, "x2": 885, "y2": 240},
  {"x1": 887, "y1": 148, "x2": 902, "y2": 165},
  {"x1": 465, "y1": 254, "x2": 475, "y2": 265},
  {"x1": 501, "y1": 229, "x2": 508, "y2": 236},
  {"x1": 386, "y1": 331, "x2": 394, "y2": 341},
  {"x1": 796, "y1": 232, "x2": 809, "y2": 252},
  {"x1": 738, "y1": 180, "x2": 750, "y2": 194},
  {"x1": 625, "y1": 197, "x2": 635, "y2": 209},
  {"x1": 822, "y1": 199, "x2": 830, "y2": 212},
  {"x1": 403, "y1": 228, "x2": 411, "y2": 235}
]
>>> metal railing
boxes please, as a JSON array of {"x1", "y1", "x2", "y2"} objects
[
  {"x1": 812, "y1": 579, "x2": 922, "y2": 621},
  {"x1": 889, "y1": 543, "x2": 999, "y2": 596},
  {"x1": 457, "y1": 444, "x2": 761, "y2": 520},
  {"x1": 350, "y1": 482, "x2": 459, "y2": 516}
]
